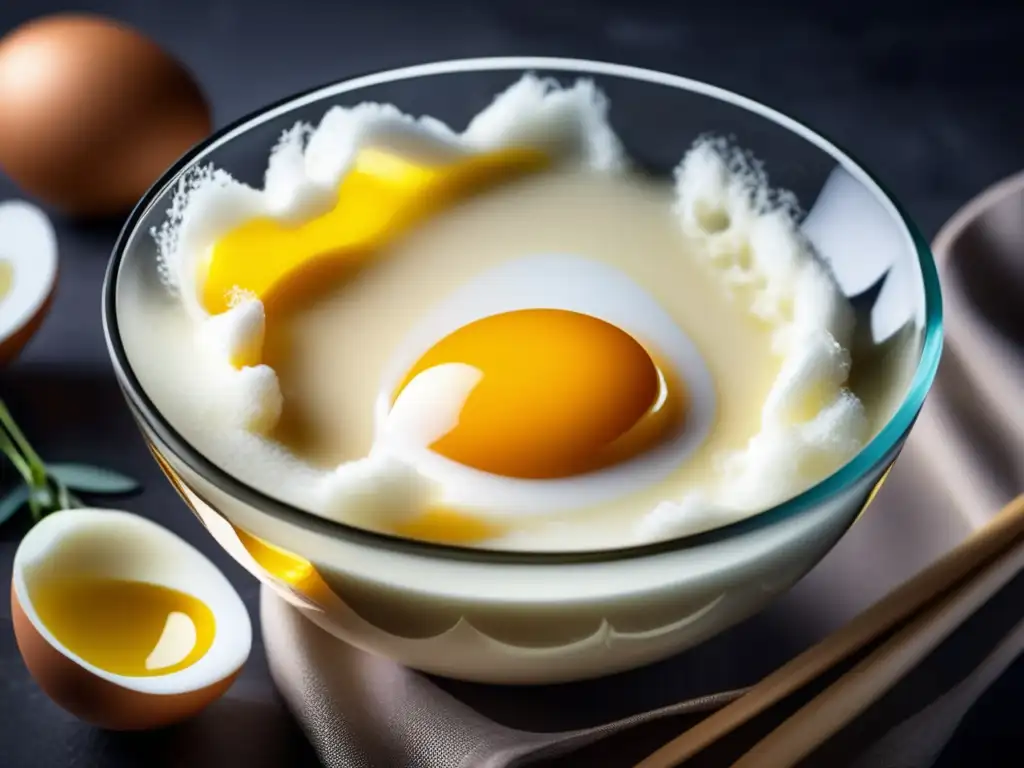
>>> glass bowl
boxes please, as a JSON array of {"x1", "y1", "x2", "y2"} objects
[{"x1": 103, "y1": 57, "x2": 942, "y2": 684}]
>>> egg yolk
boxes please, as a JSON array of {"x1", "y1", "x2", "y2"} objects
[
  {"x1": 202, "y1": 145, "x2": 549, "y2": 315},
  {"x1": 29, "y1": 577, "x2": 215, "y2": 677},
  {"x1": 392, "y1": 507, "x2": 504, "y2": 544},
  {"x1": 393, "y1": 309, "x2": 687, "y2": 479}
]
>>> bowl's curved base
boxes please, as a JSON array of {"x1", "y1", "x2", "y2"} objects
[
  {"x1": 145, "y1": 427, "x2": 897, "y2": 685},
  {"x1": 273, "y1": 579, "x2": 808, "y2": 685}
]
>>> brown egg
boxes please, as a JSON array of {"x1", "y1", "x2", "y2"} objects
[
  {"x1": 11, "y1": 509, "x2": 251, "y2": 730},
  {"x1": 0, "y1": 14, "x2": 211, "y2": 217}
]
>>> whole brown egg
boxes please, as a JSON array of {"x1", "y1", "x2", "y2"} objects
[{"x1": 0, "y1": 14, "x2": 211, "y2": 217}]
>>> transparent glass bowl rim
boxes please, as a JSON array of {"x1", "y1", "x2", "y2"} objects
[{"x1": 102, "y1": 56, "x2": 944, "y2": 566}]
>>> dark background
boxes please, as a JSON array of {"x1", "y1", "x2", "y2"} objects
[{"x1": 1, "y1": 1, "x2": 1023, "y2": 766}]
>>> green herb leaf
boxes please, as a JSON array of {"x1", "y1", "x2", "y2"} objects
[
  {"x1": 47, "y1": 463, "x2": 141, "y2": 495},
  {"x1": 0, "y1": 484, "x2": 29, "y2": 526}
]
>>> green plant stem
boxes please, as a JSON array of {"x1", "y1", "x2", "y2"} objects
[
  {"x1": 0, "y1": 397, "x2": 65, "y2": 520},
  {"x1": 0, "y1": 399, "x2": 47, "y2": 486},
  {"x1": 0, "y1": 398, "x2": 107, "y2": 525},
  {"x1": 53, "y1": 478, "x2": 83, "y2": 510},
  {"x1": 0, "y1": 426, "x2": 34, "y2": 485}
]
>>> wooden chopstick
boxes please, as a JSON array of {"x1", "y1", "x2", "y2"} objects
[
  {"x1": 733, "y1": 514, "x2": 1024, "y2": 766},
  {"x1": 634, "y1": 493, "x2": 1024, "y2": 768}
]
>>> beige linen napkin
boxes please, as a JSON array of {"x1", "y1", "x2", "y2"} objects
[{"x1": 260, "y1": 171, "x2": 1024, "y2": 768}]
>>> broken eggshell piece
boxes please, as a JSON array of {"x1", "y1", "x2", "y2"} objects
[
  {"x1": 0, "y1": 200, "x2": 57, "y2": 363},
  {"x1": 11, "y1": 508, "x2": 251, "y2": 730}
]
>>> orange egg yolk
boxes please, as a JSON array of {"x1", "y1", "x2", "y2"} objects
[{"x1": 393, "y1": 309, "x2": 687, "y2": 479}]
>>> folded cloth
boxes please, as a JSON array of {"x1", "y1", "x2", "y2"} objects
[{"x1": 261, "y1": 171, "x2": 1024, "y2": 767}]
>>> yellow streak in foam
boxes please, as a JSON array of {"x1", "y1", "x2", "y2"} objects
[{"x1": 201, "y1": 146, "x2": 550, "y2": 316}]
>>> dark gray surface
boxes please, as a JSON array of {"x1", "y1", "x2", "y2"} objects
[{"x1": 1, "y1": 1, "x2": 1023, "y2": 766}]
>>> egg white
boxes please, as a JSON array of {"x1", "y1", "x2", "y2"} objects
[
  {"x1": 12, "y1": 509, "x2": 251, "y2": 695},
  {"x1": 371, "y1": 253, "x2": 716, "y2": 516},
  {"x1": 149, "y1": 74, "x2": 868, "y2": 546},
  {"x1": 152, "y1": 76, "x2": 638, "y2": 531},
  {"x1": 0, "y1": 200, "x2": 57, "y2": 350}
]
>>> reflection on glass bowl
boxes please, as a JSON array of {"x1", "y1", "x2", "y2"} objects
[{"x1": 104, "y1": 58, "x2": 941, "y2": 683}]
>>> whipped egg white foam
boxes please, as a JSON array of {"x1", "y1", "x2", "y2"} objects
[
  {"x1": 152, "y1": 75, "x2": 866, "y2": 546},
  {"x1": 637, "y1": 143, "x2": 867, "y2": 540}
]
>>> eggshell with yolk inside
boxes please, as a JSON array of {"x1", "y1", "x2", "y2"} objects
[{"x1": 11, "y1": 509, "x2": 251, "y2": 730}]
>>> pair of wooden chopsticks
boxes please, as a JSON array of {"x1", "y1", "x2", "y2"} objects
[{"x1": 635, "y1": 492, "x2": 1024, "y2": 768}]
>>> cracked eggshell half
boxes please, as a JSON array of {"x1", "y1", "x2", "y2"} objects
[
  {"x1": 0, "y1": 200, "x2": 57, "y2": 364},
  {"x1": 11, "y1": 508, "x2": 251, "y2": 730}
]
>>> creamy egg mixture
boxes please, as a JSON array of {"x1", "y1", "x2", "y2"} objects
[{"x1": 128, "y1": 75, "x2": 878, "y2": 550}]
